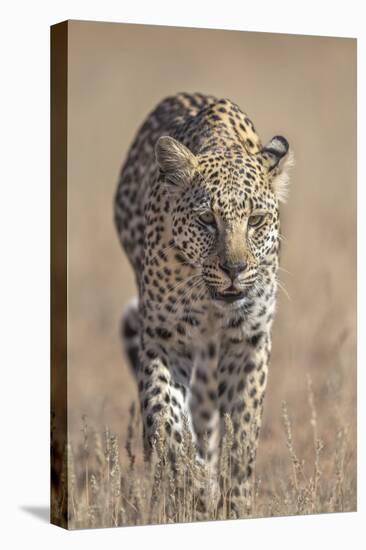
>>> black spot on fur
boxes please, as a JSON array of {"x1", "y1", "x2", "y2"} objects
[
  {"x1": 208, "y1": 342, "x2": 216, "y2": 358},
  {"x1": 146, "y1": 349, "x2": 158, "y2": 360},
  {"x1": 151, "y1": 403, "x2": 162, "y2": 414},
  {"x1": 218, "y1": 381, "x2": 227, "y2": 397},
  {"x1": 244, "y1": 361, "x2": 255, "y2": 374},
  {"x1": 248, "y1": 333, "x2": 263, "y2": 347},
  {"x1": 237, "y1": 379, "x2": 245, "y2": 392},
  {"x1": 123, "y1": 319, "x2": 138, "y2": 339},
  {"x1": 156, "y1": 327, "x2": 172, "y2": 340},
  {"x1": 174, "y1": 431, "x2": 182, "y2": 443}
]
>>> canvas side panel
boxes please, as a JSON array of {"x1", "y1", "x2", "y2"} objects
[{"x1": 50, "y1": 20, "x2": 68, "y2": 530}]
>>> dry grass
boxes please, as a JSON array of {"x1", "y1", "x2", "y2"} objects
[{"x1": 51, "y1": 372, "x2": 356, "y2": 529}]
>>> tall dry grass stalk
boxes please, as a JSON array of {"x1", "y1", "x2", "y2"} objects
[{"x1": 51, "y1": 376, "x2": 356, "y2": 529}]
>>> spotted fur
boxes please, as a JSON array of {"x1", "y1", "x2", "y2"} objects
[{"x1": 114, "y1": 92, "x2": 292, "y2": 515}]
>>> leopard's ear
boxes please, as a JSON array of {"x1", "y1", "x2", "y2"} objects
[
  {"x1": 262, "y1": 136, "x2": 294, "y2": 203},
  {"x1": 155, "y1": 136, "x2": 198, "y2": 186},
  {"x1": 262, "y1": 136, "x2": 289, "y2": 171}
]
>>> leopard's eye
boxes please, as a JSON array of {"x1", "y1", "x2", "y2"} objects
[
  {"x1": 198, "y1": 211, "x2": 216, "y2": 226},
  {"x1": 248, "y1": 214, "x2": 266, "y2": 228}
]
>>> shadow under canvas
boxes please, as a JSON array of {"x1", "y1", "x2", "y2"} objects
[{"x1": 20, "y1": 505, "x2": 50, "y2": 523}]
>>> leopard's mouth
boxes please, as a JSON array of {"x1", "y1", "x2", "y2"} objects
[{"x1": 208, "y1": 285, "x2": 247, "y2": 304}]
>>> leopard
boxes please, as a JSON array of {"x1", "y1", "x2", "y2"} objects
[{"x1": 114, "y1": 92, "x2": 293, "y2": 517}]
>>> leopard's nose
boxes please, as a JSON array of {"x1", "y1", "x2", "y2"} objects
[{"x1": 219, "y1": 261, "x2": 247, "y2": 281}]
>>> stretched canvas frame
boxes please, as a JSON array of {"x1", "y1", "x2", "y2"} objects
[{"x1": 51, "y1": 20, "x2": 357, "y2": 530}]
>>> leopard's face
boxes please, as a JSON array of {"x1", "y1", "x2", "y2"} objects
[
  {"x1": 156, "y1": 135, "x2": 290, "y2": 308},
  {"x1": 170, "y1": 151, "x2": 279, "y2": 305}
]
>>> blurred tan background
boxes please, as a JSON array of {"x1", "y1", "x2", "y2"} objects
[{"x1": 66, "y1": 21, "x2": 356, "y2": 477}]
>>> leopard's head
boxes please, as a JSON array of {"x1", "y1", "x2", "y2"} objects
[{"x1": 156, "y1": 135, "x2": 293, "y2": 308}]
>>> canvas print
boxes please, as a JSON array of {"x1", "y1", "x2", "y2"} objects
[{"x1": 51, "y1": 20, "x2": 357, "y2": 529}]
